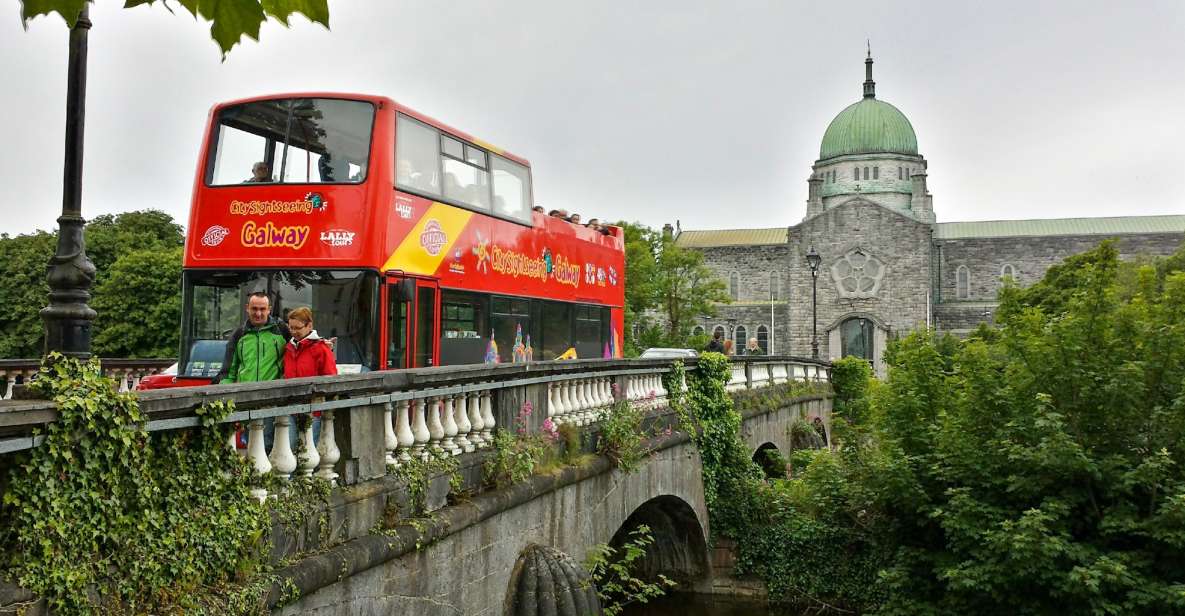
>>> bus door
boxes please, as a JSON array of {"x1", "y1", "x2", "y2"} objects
[
  {"x1": 386, "y1": 275, "x2": 440, "y2": 368},
  {"x1": 385, "y1": 276, "x2": 411, "y2": 369},
  {"x1": 412, "y1": 279, "x2": 440, "y2": 367}
]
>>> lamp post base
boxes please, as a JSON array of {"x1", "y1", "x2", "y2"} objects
[{"x1": 42, "y1": 213, "x2": 96, "y2": 359}]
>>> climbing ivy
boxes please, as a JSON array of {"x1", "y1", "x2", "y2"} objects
[{"x1": 0, "y1": 355, "x2": 269, "y2": 614}]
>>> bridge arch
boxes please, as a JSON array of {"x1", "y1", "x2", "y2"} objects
[
  {"x1": 752, "y1": 442, "x2": 787, "y2": 479},
  {"x1": 607, "y1": 495, "x2": 709, "y2": 586}
]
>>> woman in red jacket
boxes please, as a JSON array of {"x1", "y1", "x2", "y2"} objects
[
  {"x1": 283, "y1": 307, "x2": 337, "y2": 449},
  {"x1": 284, "y1": 307, "x2": 338, "y2": 379}
]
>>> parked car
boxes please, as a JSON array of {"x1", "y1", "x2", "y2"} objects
[
  {"x1": 638, "y1": 348, "x2": 698, "y2": 359},
  {"x1": 136, "y1": 339, "x2": 227, "y2": 390}
]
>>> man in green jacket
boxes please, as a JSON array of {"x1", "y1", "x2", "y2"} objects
[{"x1": 220, "y1": 292, "x2": 289, "y2": 384}]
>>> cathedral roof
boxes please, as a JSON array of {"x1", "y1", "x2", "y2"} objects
[
  {"x1": 674, "y1": 227, "x2": 787, "y2": 248},
  {"x1": 819, "y1": 53, "x2": 918, "y2": 160},
  {"x1": 935, "y1": 215, "x2": 1185, "y2": 239}
]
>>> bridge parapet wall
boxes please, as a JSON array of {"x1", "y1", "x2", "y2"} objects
[{"x1": 0, "y1": 355, "x2": 830, "y2": 614}]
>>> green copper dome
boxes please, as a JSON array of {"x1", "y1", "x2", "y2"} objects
[{"x1": 818, "y1": 53, "x2": 918, "y2": 160}]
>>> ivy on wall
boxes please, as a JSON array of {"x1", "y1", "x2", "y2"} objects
[{"x1": 0, "y1": 356, "x2": 314, "y2": 614}]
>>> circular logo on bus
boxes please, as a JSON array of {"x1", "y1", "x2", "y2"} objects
[
  {"x1": 201, "y1": 225, "x2": 230, "y2": 247},
  {"x1": 420, "y1": 219, "x2": 448, "y2": 256}
]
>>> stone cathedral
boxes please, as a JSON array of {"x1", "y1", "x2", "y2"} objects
[{"x1": 675, "y1": 53, "x2": 1184, "y2": 376}]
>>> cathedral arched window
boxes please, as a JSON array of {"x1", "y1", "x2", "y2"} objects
[
  {"x1": 692, "y1": 325, "x2": 705, "y2": 337},
  {"x1": 1001, "y1": 264, "x2": 1017, "y2": 281},
  {"x1": 873, "y1": 166, "x2": 879, "y2": 179},
  {"x1": 734, "y1": 325, "x2": 748, "y2": 350},
  {"x1": 757, "y1": 325, "x2": 769, "y2": 354},
  {"x1": 956, "y1": 266, "x2": 971, "y2": 300},
  {"x1": 863, "y1": 166, "x2": 869, "y2": 180},
  {"x1": 770, "y1": 272, "x2": 781, "y2": 301},
  {"x1": 729, "y1": 272, "x2": 739, "y2": 300}
]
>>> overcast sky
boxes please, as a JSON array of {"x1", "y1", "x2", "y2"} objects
[{"x1": 2, "y1": 0, "x2": 1182, "y2": 237}]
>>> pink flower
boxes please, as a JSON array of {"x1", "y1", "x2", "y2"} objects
[{"x1": 541, "y1": 418, "x2": 560, "y2": 442}]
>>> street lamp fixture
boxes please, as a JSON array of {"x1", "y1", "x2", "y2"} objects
[
  {"x1": 41, "y1": 6, "x2": 96, "y2": 359},
  {"x1": 806, "y1": 246, "x2": 821, "y2": 359}
]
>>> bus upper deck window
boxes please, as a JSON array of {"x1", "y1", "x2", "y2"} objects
[
  {"x1": 396, "y1": 114, "x2": 441, "y2": 196},
  {"x1": 492, "y1": 155, "x2": 531, "y2": 223},
  {"x1": 207, "y1": 98, "x2": 374, "y2": 186}
]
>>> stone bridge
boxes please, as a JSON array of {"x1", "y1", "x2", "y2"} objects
[{"x1": 0, "y1": 356, "x2": 831, "y2": 615}]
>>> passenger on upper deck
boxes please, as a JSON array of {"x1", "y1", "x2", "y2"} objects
[
  {"x1": 398, "y1": 159, "x2": 436, "y2": 193},
  {"x1": 245, "y1": 161, "x2": 272, "y2": 183}
]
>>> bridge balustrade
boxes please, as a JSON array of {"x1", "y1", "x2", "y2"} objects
[
  {"x1": 0, "y1": 358, "x2": 174, "y2": 399},
  {"x1": 0, "y1": 356, "x2": 829, "y2": 502}
]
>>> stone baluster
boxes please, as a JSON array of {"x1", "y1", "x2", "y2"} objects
[
  {"x1": 753, "y1": 364, "x2": 768, "y2": 388},
  {"x1": 576, "y1": 379, "x2": 592, "y2": 425},
  {"x1": 115, "y1": 370, "x2": 129, "y2": 393},
  {"x1": 395, "y1": 399, "x2": 415, "y2": 463},
  {"x1": 455, "y1": 393, "x2": 473, "y2": 453},
  {"x1": 426, "y1": 397, "x2": 445, "y2": 458},
  {"x1": 579, "y1": 379, "x2": 592, "y2": 414},
  {"x1": 383, "y1": 401, "x2": 399, "y2": 467},
  {"x1": 410, "y1": 397, "x2": 430, "y2": 459},
  {"x1": 480, "y1": 389, "x2": 495, "y2": 442},
  {"x1": 441, "y1": 395, "x2": 460, "y2": 456},
  {"x1": 246, "y1": 419, "x2": 271, "y2": 501},
  {"x1": 2, "y1": 371, "x2": 12, "y2": 400},
  {"x1": 467, "y1": 392, "x2": 485, "y2": 448},
  {"x1": 226, "y1": 426, "x2": 238, "y2": 454},
  {"x1": 130, "y1": 372, "x2": 142, "y2": 391},
  {"x1": 597, "y1": 377, "x2": 610, "y2": 408},
  {"x1": 546, "y1": 382, "x2": 559, "y2": 425},
  {"x1": 297, "y1": 414, "x2": 320, "y2": 477},
  {"x1": 269, "y1": 415, "x2": 297, "y2": 481},
  {"x1": 727, "y1": 365, "x2": 746, "y2": 391},
  {"x1": 559, "y1": 379, "x2": 576, "y2": 425},
  {"x1": 316, "y1": 410, "x2": 341, "y2": 485},
  {"x1": 656, "y1": 372, "x2": 669, "y2": 403}
]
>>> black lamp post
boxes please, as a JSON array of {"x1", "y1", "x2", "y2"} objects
[
  {"x1": 41, "y1": 6, "x2": 97, "y2": 359},
  {"x1": 725, "y1": 317, "x2": 738, "y2": 352},
  {"x1": 806, "y1": 246, "x2": 821, "y2": 359}
]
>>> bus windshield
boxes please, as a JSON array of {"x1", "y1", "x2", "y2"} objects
[
  {"x1": 206, "y1": 98, "x2": 375, "y2": 186},
  {"x1": 181, "y1": 270, "x2": 379, "y2": 376}
]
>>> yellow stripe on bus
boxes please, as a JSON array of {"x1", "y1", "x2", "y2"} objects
[{"x1": 382, "y1": 203, "x2": 473, "y2": 275}]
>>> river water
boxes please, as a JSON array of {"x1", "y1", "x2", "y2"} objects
[{"x1": 623, "y1": 593, "x2": 804, "y2": 616}]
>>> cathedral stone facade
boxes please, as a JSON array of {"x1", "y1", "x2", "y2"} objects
[{"x1": 675, "y1": 54, "x2": 1184, "y2": 376}]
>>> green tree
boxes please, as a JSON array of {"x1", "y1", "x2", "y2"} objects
[
  {"x1": 20, "y1": 0, "x2": 330, "y2": 57},
  {"x1": 615, "y1": 222, "x2": 730, "y2": 352},
  {"x1": 692, "y1": 241, "x2": 1185, "y2": 613},
  {"x1": 0, "y1": 210, "x2": 185, "y2": 358},
  {"x1": 92, "y1": 246, "x2": 184, "y2": 358},
  {"x1": 654, "y1": 237, "x2": 729, "y2": 345},
  {"x1": 0, "y1": 232, "x2": 56, "y2": 357}
]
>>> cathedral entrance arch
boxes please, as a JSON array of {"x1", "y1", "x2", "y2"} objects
[
  {"x1": 825, "y1": 312, "x2": 888, "y2": 377},
  {"x1": 840, "y1": 317, "x2": 875, "y2": 362}
]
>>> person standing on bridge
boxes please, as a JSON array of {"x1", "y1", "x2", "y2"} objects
[
  {"x1": 743, "y1": 337, "x2": 764, "y2": 356},
  {"x1": 217, "y1": 292, "x2": 288, "y2": 384},
  {"x1": 705, "y1": 330, "x2": 725, "y2": 354},
  {"x1": 283, "y1": 307, "x2": 337, "y2": 379}
]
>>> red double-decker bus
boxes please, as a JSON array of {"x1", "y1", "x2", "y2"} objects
[{"x1": 176, "y1": 93, "x2": 624, "y2": 382}]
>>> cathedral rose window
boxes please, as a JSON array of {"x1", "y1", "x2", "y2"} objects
[{"x1": 830, "y1": 249, "x2": 886, "y2": 299}]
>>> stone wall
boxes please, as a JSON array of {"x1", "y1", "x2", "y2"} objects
[
  {"x1": 935, "y1": 232, "x2": 1184, "y2": 303},
  {"x1": 787, "y1": 199, "x2": 933, "y2": 373}
]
